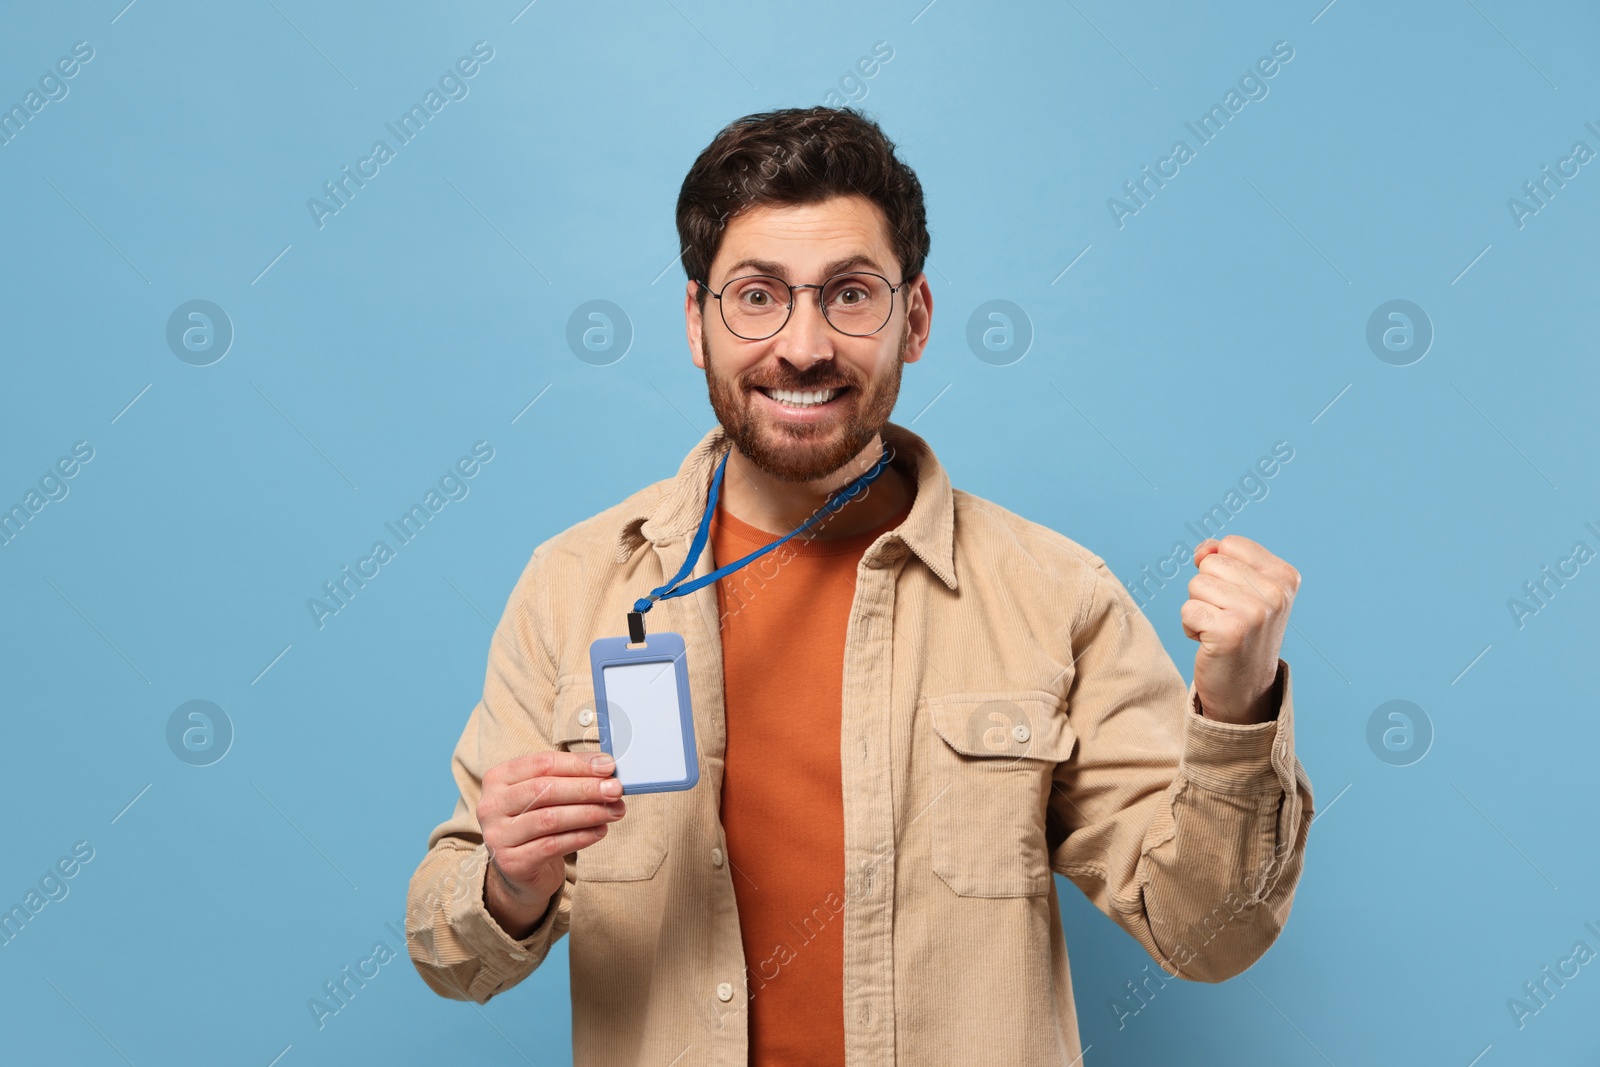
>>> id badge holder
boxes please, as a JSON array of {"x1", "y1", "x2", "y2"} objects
[{"x1": 588, "y1": 617, "x2": 699, "y2": 794}]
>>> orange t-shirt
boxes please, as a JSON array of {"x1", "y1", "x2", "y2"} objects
[{"x1": 710, "y1": 488, "x2": 913, "y2": 1066}]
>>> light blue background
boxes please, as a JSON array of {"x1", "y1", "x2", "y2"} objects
[{"x1": 2, "y1": 1, "x2": 1596, "y2": 1064}]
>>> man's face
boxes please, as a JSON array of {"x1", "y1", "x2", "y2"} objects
[{"x1": 686, "y1": 194, "x2": 931, "y2": 483}]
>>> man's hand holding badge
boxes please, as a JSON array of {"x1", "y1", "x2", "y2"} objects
[{"x1": 479, "y1": 750, "x2": 624, "y2": 939}]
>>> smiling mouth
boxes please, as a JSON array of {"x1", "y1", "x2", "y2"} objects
[{"x1": 753, "y1": 385, "x2": 850, "y2": 408}]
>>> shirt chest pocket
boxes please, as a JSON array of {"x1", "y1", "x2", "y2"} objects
[
  {"x1": 922, "y1": 692, "x2": 1077, "y2": 898},
  {"x1": 550, "y1": 679, "x2": 668, "y2": 882}
]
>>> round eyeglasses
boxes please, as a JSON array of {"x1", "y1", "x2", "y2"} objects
[{"x1": 697, "y1": 271, "x2": 908, "y2": 341}]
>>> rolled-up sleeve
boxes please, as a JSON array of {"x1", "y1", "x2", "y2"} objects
[
  {"x1": 1048, "y1": 556, "x2": 1314, "y2": 983},
  {"x1": 405, "y1": 546, "x2": 576, "y2": 1002}
]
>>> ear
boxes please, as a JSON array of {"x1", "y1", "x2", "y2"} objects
[
  {"x1": 686, "y1": 280, "x2": 707, "y2": 369},
  {"x1": 898, "y1": 272, "x2": 933, "y2": 366}
]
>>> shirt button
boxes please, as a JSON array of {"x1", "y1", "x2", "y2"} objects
[
  {"x1": 577, "y1": 708, "x2": 594, "y2": 727},
  {"x1": 1012, "y1": 723, "x2": 1031, "y2": 743},
  {"x1": 716, "y1": 982, "x2": 733, "y2": 1002},
  {"x1": 711, "y1": 847, "x2": 724, "y2": 868}
]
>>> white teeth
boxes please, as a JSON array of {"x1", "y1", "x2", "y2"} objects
[{"x1": 767, "y1": 387, "x2": 839, "y2": 407}]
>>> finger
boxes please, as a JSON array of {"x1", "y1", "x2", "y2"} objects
[
  {"x1": 1179, "y1": 597, "x2": 1214, "y2": 641},
  {"x1": 493, "y1": 750, "x2": 617, "y2": 788},
  {"x1": 1229, "y1": 535, "x2": 1303, "y2": 594},
  {"x1": 1191, "y1": 538, "x2": 1221, "y2": 567},
  {"x1": 1203, "y1": 547, "x2": 1260, "y2": 579},
  {"x1": 1212, "y1": 534, "x2": 1282, "y2": 572},
  {"x1": 502, "y1": 773, "x2": 624, "y2": 816},
  {"x1": 504, "y1": 823, "x2": 610, "y2": 867},
  {"x1": 498, "y1": 800, "x2": 627, "y2": 849},
  {"x1": 1198, "y1": 551, "x2": 1287, "y2": 610},
  {"x1": 1187, "y1": 571, "x2": 1267, "y2": 615}
]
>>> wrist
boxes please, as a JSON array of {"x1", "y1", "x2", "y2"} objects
[
  {"x1": 1198, "y1": 663, "x2": 1282, "y2": 724},
  {"x1": 482, "y1": 851, "x2": 555, "y2": 941}
]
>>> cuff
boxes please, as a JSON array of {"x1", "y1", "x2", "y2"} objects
[
  {"x1": 451, "y1": 843, "x2": 566, "y2": 992},
  {"x1": 1181, "y1": 658, "x2": 1295, "y2": 795}
]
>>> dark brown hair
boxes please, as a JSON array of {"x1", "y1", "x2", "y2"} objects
[{"x1": 675, "y1": 106, "x2": 930, "y2": 310}]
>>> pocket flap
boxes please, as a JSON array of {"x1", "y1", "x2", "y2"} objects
[{"x1": 925, "y1": 692, "x2": 1076, "y2": 763}]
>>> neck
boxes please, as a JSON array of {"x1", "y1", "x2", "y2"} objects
[{"x1": 719, "y1": 432, "x2": 912, "y2": 540}]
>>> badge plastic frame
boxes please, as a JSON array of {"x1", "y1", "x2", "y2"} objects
[{"x1": 588, "y1": 632, "x2": 700, "y2": 794}]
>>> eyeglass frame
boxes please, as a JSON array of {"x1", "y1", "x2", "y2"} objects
[{"x1": 694, "y1": 270, "x2": 911, "y2": 341}]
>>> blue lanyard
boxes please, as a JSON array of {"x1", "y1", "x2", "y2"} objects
[{"x1": 626, "y1": 443, "x2": 895, "y2": 641}]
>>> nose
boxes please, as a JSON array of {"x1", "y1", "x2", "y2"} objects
[{"x1": 773, "y1": 287, "x2": 834, "y2": 371}]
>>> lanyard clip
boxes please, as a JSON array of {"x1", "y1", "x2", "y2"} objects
[{"x1": 627, "y1": 609, "x2": 646, "y2": 645}]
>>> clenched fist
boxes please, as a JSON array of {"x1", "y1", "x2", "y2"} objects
[
  {"x1": 1181, "y1": 534, "x2": 1301, "y2": 725},
  {"x1": 478, "y1": 751, "x2": 627, "y2": 939}
]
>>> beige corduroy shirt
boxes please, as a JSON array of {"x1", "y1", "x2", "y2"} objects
[{"x1": 406, "y1": 419, "x2": 1314, "y2": 1065}]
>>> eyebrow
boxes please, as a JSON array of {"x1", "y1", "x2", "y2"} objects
[{"x1": 717, "y1": 254, "x2": 886, "y2": 284}]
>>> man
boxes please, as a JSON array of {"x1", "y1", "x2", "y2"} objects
[{"x1": 407, "y1": 106, "x2": 1313, "y2": 1065}]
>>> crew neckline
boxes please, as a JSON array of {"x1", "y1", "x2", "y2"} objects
[{"x1": 712, "y1": 482, "x2": 915, "y2": 557}]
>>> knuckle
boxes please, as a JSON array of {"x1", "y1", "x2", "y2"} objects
[{"x1": 535, "y1": 806, "x2": 559, "y2": 835}]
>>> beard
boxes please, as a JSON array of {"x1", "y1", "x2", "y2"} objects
[{"x1": 701, "y1": 319, "x2": 907, "y2": 484}]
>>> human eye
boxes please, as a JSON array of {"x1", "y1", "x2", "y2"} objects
[
  {"x1": 733, "y1": 277, "x2": 784, "y2": 310},
  {"x1": 825, "y1": 274, "x2": 877, "y2": 307}
]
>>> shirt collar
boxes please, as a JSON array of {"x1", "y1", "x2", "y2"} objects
[{"x1": 612, "y1": 420, "x2": 957, "y2": 591}]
